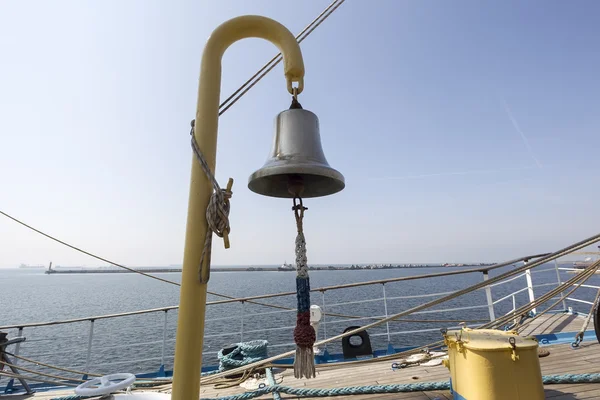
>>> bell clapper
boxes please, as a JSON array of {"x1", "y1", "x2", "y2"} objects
[{"x1": 288, "y1": 175, "x2": 305, "y2": 198}]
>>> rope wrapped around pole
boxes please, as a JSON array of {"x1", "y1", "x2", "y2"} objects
[
  {"x1": 291, "y1": 196, "x2": 316, "y2": 379},
  {"x1": 190, "y1": 120, "x2": 233, "y2": 283}
]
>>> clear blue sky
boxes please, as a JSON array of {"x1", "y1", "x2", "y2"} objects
[{"x1": 1, "y1": 0, "x2": 599, "y2": 268}]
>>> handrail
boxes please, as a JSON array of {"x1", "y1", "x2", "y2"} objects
[
  {"x1": 493, "y1": 287, "x2": 529, "y2": 305},
  {"x1": 530, "y1": 267, "x2": 558, "y2": 275},
  {"x1": 566, "y1": 297, "x2": 594, "y2": 305},
  {"x1": 488, "y1": 272, "x2": 526, "y2": 287},
  {"x1": 571, "y1": 284, "x2": 600, "y2": 290},
  {"x1": 0, "y1": 306, "x2": 180, "y2": 330},
  {"x1": 326, "y1": 298, "x2": 384, "y2": 308},
  {"x1": 0, "y1": 252, "x2": 551, "y2": 330}
]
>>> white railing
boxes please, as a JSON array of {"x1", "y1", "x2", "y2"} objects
[{"x1": 2, "y1": 254, "x2": 597, "y2": 390}]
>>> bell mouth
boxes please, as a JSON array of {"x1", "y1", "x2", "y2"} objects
[{"x1": 248, "y1": 164, "x2": 345, "y2": 199}]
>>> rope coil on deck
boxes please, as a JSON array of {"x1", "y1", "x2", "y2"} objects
[{"x1": 217, "y1": 340, "x2": 268, "y2": 371}]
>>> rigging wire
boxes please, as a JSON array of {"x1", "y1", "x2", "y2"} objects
[
  {"x1": 219, "y1": 0, "x2": 346, "y2": 115},
  {"x1": 0, "y1": 210, "x2": 180, "y2": 287}
]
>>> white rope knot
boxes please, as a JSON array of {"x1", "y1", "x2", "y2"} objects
[{"x1": 190, "y1": 121, "x2": 233, "y2": 283}]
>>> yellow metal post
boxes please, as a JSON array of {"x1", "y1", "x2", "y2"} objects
[{"x1": 171, "y1": 16, "x2": 305, "y2": 400}]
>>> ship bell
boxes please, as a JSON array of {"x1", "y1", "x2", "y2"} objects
[{"x1": 248, "y1": 104, "x2": 345, "y2": 198}]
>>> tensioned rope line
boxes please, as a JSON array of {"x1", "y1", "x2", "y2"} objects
[
  {"x1": 0, "y1": 210, "x2": 180, "y2": 287},
  {"x1": 2, "y1": 351, "x2": 101, "y2": 378},
  {"x1": 487, "y1": 270, "x2": 593, "y2": 329},
  {"x1": 0, "y1": 371, "x2": 77, "y2": 388},
  {"x1": 515, "y1": 267, "x2": 599, "y2": 335},
  {"x1": 463, "y1": 259, "x2": 600, "y2": 333},
  {"x1": 200, "y1": 232, "x2": 600, "y2": 383},
  {"x1": 0, "y1": 359, "x2": 85, "y2": 383},
  {"x1": 485, "y1": 261, "x2": 600, "y2": 330}
]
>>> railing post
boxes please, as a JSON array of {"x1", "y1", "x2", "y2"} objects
[
  {"x1": 512, "y1": 295, "x2": 518, "y2": 325},
  {"x1": 240, "y1": 301, "x2": 245, "y2": 342},
  {"x1": 12, "y1": 327, "x2": 23, "y2": 364},
  {"x1": 321, "y1": 291, "x2": 327, "y2": 350},
  {"x1": 159, "y1": 310, "x2": 168, "y2": 376},
  {"x1": 524, "y1": 260, "x2": 537, "y2": 314},
  {"x1": 381, "y1": 284, "x2": 391, "y2": 343},
  {"x1": 554, "y1": 259, "x2": 568, "y2": 311},
  {"x1": 4, "y1": 327, "x2": 24, "y2": 393},
  {"x1": 482, "y1": 271, "x2": 496, "y2": 321},
  {"x1": 83, "y1": 319, "x2": 95, "y2": 379},
  {"x1": 381, "y1": 283, "x2": 395, "y2": 354}
]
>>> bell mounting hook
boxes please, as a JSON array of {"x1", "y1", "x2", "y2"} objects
[{"x1": 290, "y1": 87, "x2": 303, "y2": 109}]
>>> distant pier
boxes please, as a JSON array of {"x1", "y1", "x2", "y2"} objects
[
  {"x1": 45, "y1": 268, "x2": 183, "y2": 274},
  {"x1": 44, "y1": 263, "x2": 495, "y2": 274}
]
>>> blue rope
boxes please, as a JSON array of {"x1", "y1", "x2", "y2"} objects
[
  {"x1": 265, "y1": 368, "x2": 282, "y2": 400},
  {"x1": 202, "y1": 340, "x2": 269, "y2": 375},
  {"x1": 296, "y1": 276, "x2": 311, "y2": 313},
  {"x1": 542, "y1": 373, "x2": 600, "y2": 384},
  {"x1": 199, "y1": 373, "x2": 600, "y2": 400},
  {"x1": 201, "y1": 382, "x2": 451, "y2": 400},
  {"x1": 49, "y1": 373, "x2": 600, "y2": 400}
]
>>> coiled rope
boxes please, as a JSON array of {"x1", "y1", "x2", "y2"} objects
[
  {"x1": 216, "y1": 341, "x2": 268, "y2": 372},
  {"x1": 189, "y1": 121, "x2": 233, "y2": 283}
]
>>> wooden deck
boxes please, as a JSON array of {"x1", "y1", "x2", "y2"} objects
[{"x1": 17, "y1": 313, "x2": 600, "y2": 399}]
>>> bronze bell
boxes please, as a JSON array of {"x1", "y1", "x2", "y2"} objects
[{"x1": 248, "y1": 104, "x2": 345, "y2": 198}]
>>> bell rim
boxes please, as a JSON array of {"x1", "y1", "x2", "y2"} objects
[{"x1": 247, "y1": 165, "x2": 345, "y2": 199}]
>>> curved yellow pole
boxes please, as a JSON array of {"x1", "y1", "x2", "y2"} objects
[{"x1": 171, "y1": 16, "x2": 305, "y2": 400}]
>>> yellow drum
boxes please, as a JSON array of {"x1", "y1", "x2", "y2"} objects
[{"x1": 442, "y1": 328, "x2": 544, "y2": 400}]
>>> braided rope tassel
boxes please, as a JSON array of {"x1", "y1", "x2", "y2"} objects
[{"x1": 292, "y1": 197, "x2": 316, "y2": 379}]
